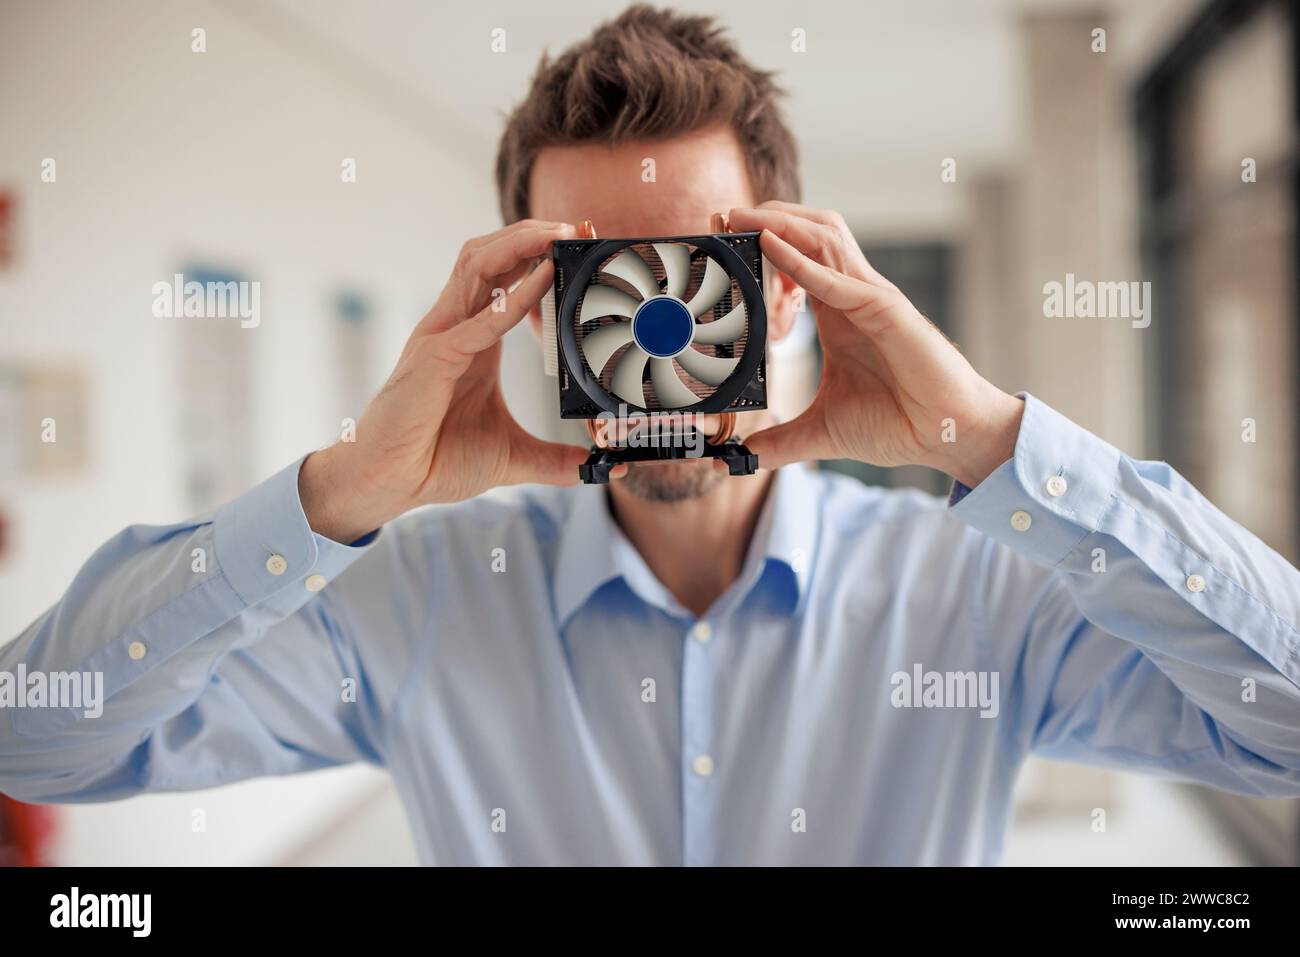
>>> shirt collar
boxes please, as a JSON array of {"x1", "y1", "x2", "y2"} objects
[
  {"x1": 553, "y1": 482, "x2": 624, "y2": 626},
  {"x1": 749, "y1": 461, "x2": 819, "y2": 611},
  {"x1": 553, "y1": 463, "x2": 820, "y2": 625}
]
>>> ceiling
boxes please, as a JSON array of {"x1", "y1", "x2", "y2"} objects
[{"x1": 231, "y1": 0, "x2": 1198, "y2": 237}]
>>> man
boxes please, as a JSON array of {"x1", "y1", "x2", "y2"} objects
[{"x1": 2, "y1": 6, "x2": 1299, "y2": 866}]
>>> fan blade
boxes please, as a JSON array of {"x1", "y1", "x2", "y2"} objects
[
  {"x1": 601, "y1": 250, "x2": 658, "y2": 300},
  {"x1": 610, "y1": 347, "x2": 650, "y2": 408},
  {"x1": 579, "y1": 320, "x2": 634, "y2": 375},
  {"x1": 653, "y1": 243, "x2": 690, "y2": 299},
  {"x1": 675, "y1": 346, "x2": 740, "y2": 387},
  {"x1": 579, "y1": 286, "x2": 639, "y2": 322},
  {"x1": 685, "y1": 256, "x2": 730, "y2": 318},
  {"x1": 691, "y1": 302, "x2": 746, "y2": 345},
  {"x1": 651, "y1": 357, "x2": 701, "y2": 409}
]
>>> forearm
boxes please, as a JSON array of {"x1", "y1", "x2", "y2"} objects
[
  {"x1": 954, "y1": 395, "x2": 1300, "y2": 761},
  {"x1": 0, "y1": 458, "x2": 376, "y2": 801}
]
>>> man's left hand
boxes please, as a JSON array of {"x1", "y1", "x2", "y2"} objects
[{"x1": 728, "y1": 202, "x2": 1024, "y2": 489}]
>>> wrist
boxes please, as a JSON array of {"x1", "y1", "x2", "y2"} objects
[
  {"x1": 299, "y1": 444, "x2": 394, "y2": 544},
  {"x1": 930, "y1": 389, "x2": 1024, "y2": 489}
]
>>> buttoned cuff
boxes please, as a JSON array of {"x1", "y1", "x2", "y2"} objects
[
  {"x1": 213, "y1": 456, "x2": 380, "y2": 608},
  {"x1": 949, "y1": 393, "x2": 1123, "y2": 567}
]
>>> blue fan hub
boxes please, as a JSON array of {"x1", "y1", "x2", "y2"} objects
[{"x1": 631, "y1": 295, "x2": 694, "y2": 358}]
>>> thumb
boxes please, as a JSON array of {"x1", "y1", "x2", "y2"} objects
[
  {"x1": 744, "y1": 410, "x2": 828, "y2": 471},
  {"x1": 504, "y1": 430, "x2": 590, "y2": 487}
]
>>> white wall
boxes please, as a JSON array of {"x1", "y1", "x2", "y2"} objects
[{"x1": 0, "y1": 0, "x2": 538, "y2": 864}]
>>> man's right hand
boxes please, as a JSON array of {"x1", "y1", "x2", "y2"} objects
[{"x1": 299, "y1": 220, "x2": 588, "y2": 543}]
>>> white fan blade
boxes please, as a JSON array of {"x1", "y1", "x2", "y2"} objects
[
  {"x1": 610, "y1": 347, "x2": 649, "y2": 408},
  {"x1": 685, "y1": 256, "x2": 730, "y2": 318},
  {"x1": 675, "y1": 347, "x2": 740, "y2": 387},
  {"x1": 579, "y1": 285, "x2": 639, "y2": 322},
  {"x1": 653, "y1": 243, "x2": 690, "y2": 299},
  {"x1": 601, "y1": 249, "x2": 659, "y2": 300},
  {"x1": 651, "y1": 357, "x2": 701, "y2": 408},
  {"x1": 579, "y1": 320, "x2": 633, "y2": 375},
  {"x1": 691, "y1": 302, "x2": 746, "y2": 345}
]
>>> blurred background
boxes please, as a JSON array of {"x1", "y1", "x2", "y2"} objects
[{"x1": 0, "y1": 0, "x2": 1296, "y2": 865}]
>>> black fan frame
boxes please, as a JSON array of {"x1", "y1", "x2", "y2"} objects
[{"x1": 551, "y1": 231, "x2": 768, "y2": 418}]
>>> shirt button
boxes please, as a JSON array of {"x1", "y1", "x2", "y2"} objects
[
  {"x1": 1185, "y1": 573, "x2": 1206, "y2": 593},
  {"x1": 690, "y1": 621, "x2": 712, "y2": 643},
  {"x1": 266, "y1": 554, "x2": 288, "y2": 576},
  {"x1": 127, "y1": 641, "x2": 147, "y2": 661},
  {"x1": 305, "y1": 574, "x2": 327, "y2": 593},
  {"x1": 1045, "y1": 475, "x2": 1068, "y2": 497},
  {"x1": 692, "y1": 754, "x2": 715, "y2": 777},
  {"x1": 1010, "y1": 510, "x2": 1033, "y2": 532}
]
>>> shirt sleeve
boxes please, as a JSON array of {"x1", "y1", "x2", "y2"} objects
[
  {"x1": 951, "y1": 393, "x2": 1300, "y2": 796},
  {"x1": 0, "y1": 456, "x2": 389, "y2": 802}
]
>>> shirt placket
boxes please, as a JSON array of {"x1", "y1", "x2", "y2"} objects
[{"x1": 681, "y1": 616, "x2": 719, "y2": 866}]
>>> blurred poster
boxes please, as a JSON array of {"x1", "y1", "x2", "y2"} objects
[
  {"x1": 333, "y1": 289, "x2": 374, "y2": 427},
  {"x1": 0, "y1": 797, "x2": 58, "y2": 866},
  {"x1": 0, "y1": 363, "x2": 88, "y2": 478},
  {"x1": 174, "y1": 263, "x2": 254, "y2": 512},
  {"x1": 0, "y1": 188, "x2": 15, "y2": 269},
  {"x1": 0, "y1": 366, "x2": 21, "y2": 479}
]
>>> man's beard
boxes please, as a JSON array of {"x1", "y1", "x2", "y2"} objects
[{"x1": 617, "y1": 459, "x2": 725, "y2": 502}]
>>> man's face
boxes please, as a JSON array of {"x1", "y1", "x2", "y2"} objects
[{"x1": 529, "y1": 124, "x2": 791, "y2": 502}]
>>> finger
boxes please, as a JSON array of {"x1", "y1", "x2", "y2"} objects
[
  {"x1": 742, "y1": 202, "x2": 890, "y2": 284},
  {"x1": 469, "y1": 221, "x2": 573, "y2": 285},
  {"x1": 447, "y1": 259, "x2": 555, "y2": 355},
  {"x1": 462, "y1": 218, "x2": 574, "y2": 254},
  {"x1": 744, "y1": 412, "x2": 829, "y2": 471},
  {"x1": 753, "y1": 200, "x2": 842, "y2": 228},
  {"x1": 495, "y1": 256, "x2": 545, "y2": 296},
  {"x1": 729, "y1": 207, "x2": 833, "y2": 264},
  {"x1": 504, "y1": 431, "x2": 589, "y2": 487},
  {"x1": 758, "y1": 229, "x2": 879, "y2": 314},
  {"x1": 737, "y1": 207, "x2": 885, "y2": 287},
  {"x1": 414, "y1": 222, "x2": 572, "y2": 339}
]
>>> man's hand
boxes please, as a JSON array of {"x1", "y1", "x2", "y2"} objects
[
  {"x1": 300, "y1": 219, "x2": 588, "y2": 543},
  {"x1": 727, "y1": 202, "x2": 1024, "y2": 488}
]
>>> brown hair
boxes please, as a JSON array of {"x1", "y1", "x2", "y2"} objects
[{"x1": 495, "y1": 4, "x2": 801, "y2": 223}]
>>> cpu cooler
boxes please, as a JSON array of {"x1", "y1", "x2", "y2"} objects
[{"x1": 541, "y1": 229, "x2": 766, "y2": 484}]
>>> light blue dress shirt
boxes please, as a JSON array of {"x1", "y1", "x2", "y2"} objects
[{"x1": 2, "y1": 394, "x2": 1299, "y2": 864}]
